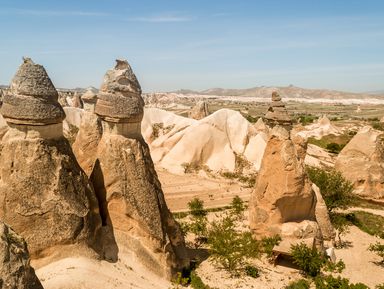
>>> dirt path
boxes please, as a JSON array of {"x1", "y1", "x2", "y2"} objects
[{"x1": 157, "y1": 167, "x2": 252, "y2": 212}]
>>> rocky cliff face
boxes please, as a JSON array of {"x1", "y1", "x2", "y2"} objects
[
  {"x1": 0, "y1": 58, "x2": 102, "y2": 258},
  {"x1": 0, "y1": 222, "x2": 43, "y2": 289},
  {"x1": 75, "y1": 59, "x2": 189, "y2": 278}
]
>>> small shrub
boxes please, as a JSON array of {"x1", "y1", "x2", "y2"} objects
[
  {"x1": 285, "y1": 279, "x2": 310, "y2": 289},
  {"x1": 329, "y1": 213, "x2": 352, "y2": 247},
  {"x1": 324, "y1": 259, "x2": 346, "y2": 273},
  {"x1": 326, "y1": 142, "x2": 344, "y2": 154},
  {"x1": 314, "y1": 275, "x2": 369, "y2": 289},
  {"x1": 261, "y1": 235, "x2": 281, "y2": 258},
  {"x1": 208, "y1": 215, "x2": 261, "y2": 274},
  {"x1": 371, "y1": 121, "x2": 384, "y2": 131},
  {"x1": 151, "y1": 123, "x2": 164, "y2": 139},
  {"x1": 306, "y1": 167, "x2": 353, "y2": 212},
  {"x1": 369, "y1": 242, "x2": 384, "y2": 263},
  {"x1": 244, "y1": 265, "x2": 260, "y2": 278},
  {"x1": 190, "y1": 271, "x2": 212, "y2": 289},
  {"x1": 230, "y1": 196, "x2": 245, "y2": 219},
  {"x1": 182, "y1": 162, "x2": 201, "y2": 174},
  {"x1": 171, "y1": 272, "x2": 189, "y2": 288},
  {"x1": 188, "y1": 198, "x2": 208, "y2": 247},
  {"x1": 376, "y1": 284, "x2": 384, "y2": 289},
  {"x1": 290, "y1": 243, "x2": 324, "y2": 277}
]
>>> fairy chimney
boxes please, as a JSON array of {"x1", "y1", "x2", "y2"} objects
[
  {"x1": 0, "y1": 58, "x2": 102, "y2": 258},
  {"x1": 88, "y1": 59, "x2": 189, "y2": 278},
  {"x1": 264, "y1": 91, "x2": 292, "y2": 129}
]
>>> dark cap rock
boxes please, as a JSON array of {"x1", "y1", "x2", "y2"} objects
[
  {"x1": 264, "y1": 91, "x2": 292, "y2": 128},
  {"x1": 1, "y1": 57, "x2": 65, "y2": 125},
  {"x1": 95, "y1": 59, "x2": 144, "y2": 123}
]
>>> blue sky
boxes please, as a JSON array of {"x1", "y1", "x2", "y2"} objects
[{"x1": 0, "y1": 0, "x2": 383, "y2": 92}]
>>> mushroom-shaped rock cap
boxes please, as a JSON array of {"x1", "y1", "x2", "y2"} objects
[
  {"x1": 95, "y1": 59, "x2": 144, "y2": 123},
  {"x1": 1, "y1": 57, "x2": 65, "y2": 125},
  {"x1": 81, "y1": 88, "x2": 98, "y2": 103}
]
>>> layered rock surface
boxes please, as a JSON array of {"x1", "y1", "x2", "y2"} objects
[
  {"x1": 0, "y1": 222, "x2": 43, "y2": 289},
  {"x1": 1, "y1": 58, "x2": 65, "y2": 125},
  {"x1": 335, "y1": 126, "x2": 384, "y2": 199},
  {"x1": 0, "y1": 59, "x2": 102, "y2": 258},
  {"x1": 74, "y1": 60, "x2": 188, "y2": 278},
  {"x1": 264, "y1": 92, "x2": 292, "y2": 128}
]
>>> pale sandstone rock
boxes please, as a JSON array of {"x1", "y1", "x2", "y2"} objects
[
  {"x1": 188, "y1": 101, "x2": 209, "y2": 120},
  {"x1": 75, "y1": 60, "x2": 188, "y2": 278},
  {"x1": 249, "y1": 126, "x2": 316, "y2": 238},
  {"x1": 335, "y1": 126, "x2": 384, "y2": 199},
  {"x1": 0, "y1": 222, "x2": 43, "y2": 289},
  {"x1": 0, "y1": 59, "x2": 102, "y2": 259}
]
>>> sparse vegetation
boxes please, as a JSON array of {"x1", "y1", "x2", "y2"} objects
[
  {"x1": 313, "y1": 275, "x2": 369, "y2": 289},
  {"x1": 296, "y1": 114, "x2": 316, "y2": 125},
  {"x1": 371, "y1": 121, "x2": 384, "y2": 131},
  {"x1": 230, "y1": 195, "x2": 245, "y2": 220},
  {"x1": 308, "y1": 133, "x2": 353, "y2": 154},
  {"x1": 260, "y1": 235, "x2": 282, "y2": 258},
  {"x1": 244, "y1": 265, "x2": 260, "y2": 278},
  {"x1": 181, "y1": 162, "x2": 202, "y2": 174},
  {"x1": 220, "y1": 171, "x2": 256, "y2": 188},
  {"x1": 349, "y1": 211, "x2": 384, "y2": 239},
  {"x1": 151, "y1": 123, "x2": 175, "y2": 139},
  {"x1": 369, "y1": 242, "x2": 384, "y2": 263},
  {"x1": 190, "y1": 271, "x2": 213, "y2": 289},
  {"x1": 285, "y1": 279, "x2": 311, "y2": 289}
]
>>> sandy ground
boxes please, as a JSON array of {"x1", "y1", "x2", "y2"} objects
[
  {"x1": 158, "y1": 167, "x2": 252, "y2": 212},
  {"x1": 36, "y1": 170, "x2": 384, "y2": 289}
]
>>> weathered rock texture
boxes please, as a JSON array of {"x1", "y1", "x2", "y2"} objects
[
  {"x1": 76, "y1": 60, "x2": 188, "y2": 278},
  {"x1": 188, "y1": 101, "x2": 209, "y2": 120},
  {"x1": 95, "y1": 59, "x2": 144, "y2": 123},
  {"x1": 72, "y1": 92, "x2": 83, "y2": 109},
  {"x1": 1, "y1": 58, "x2": 65, "y2": 125},
  {"x1": 0, "y1": 222, "x2": 43, "y2": 289},
  {"x1": 335, "y1": 126, "x2": 384, "y2": 199},
  {"x1": 81, "y1": 88, "x2": 98, "y2": 112},
  {"x1": 264, "y1": 92, "x2": 292, "y2": 128},
  {"x1": 0, "y1": 58, "x2": 102, "y2": 258},
  {"x1": 249, "y1": 126, "x2": 334, "y2": 243}
]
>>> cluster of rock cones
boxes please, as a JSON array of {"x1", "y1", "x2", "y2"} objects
[
  {"x1": 0, "y1": 58, "x2": 340, "y2": 288},
  {"x1": 0, "y1": 58, "x2": 188, "y2": 287}
]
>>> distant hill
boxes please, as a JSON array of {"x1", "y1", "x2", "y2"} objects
[
  {"x1": 173, "y1": 85, "x2": 384, "y2": 100},
  {"x1": 365, "y1": 90, "x2": 384, "y2": 95}
]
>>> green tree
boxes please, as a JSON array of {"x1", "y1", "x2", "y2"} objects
[
  {"x1": 369, "y1": 242, "x2": 384, "y2": 264},
  {"x1": 307, "y1": 167, "x2": 353, "y2": 212}
]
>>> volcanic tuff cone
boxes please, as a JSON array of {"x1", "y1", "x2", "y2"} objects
[
  {"x1": 335, "y1": 126, "x2": 384, "y2": 199},
  {"x1": 0, "y1": 222, "x2": 43, "y2": 289},
  {"x1": 75, "y1": 59, "x2": 189, "y2": 278},
  {"x1": 0, "y1": 58, "x2": 102, "y2": 259},
  {"x1": 1, "y1": 57, "x2": 65, "y2": 125},
  {"x1": 249, "y1": 126, "x2": 335, "y2": 243},
  {"x1": 188, "y1": 100, "x2": 210, "y2": 120},
  {"x1": 264, "y1": 91, "x2": 292, "y2": 128}
]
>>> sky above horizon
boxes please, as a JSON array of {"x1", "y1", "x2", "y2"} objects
[{"x1": 1, "y1": 0, "x2": 384, "y2": 92}]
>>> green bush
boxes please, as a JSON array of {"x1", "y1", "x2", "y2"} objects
[
  {"x1": 290, "y1": 243, "x2": 324, "y2": 277},
  {"x1": 182, "y1": 162, "x2": 201, "y2": 174},
  {"x1": 306, "y1": 167, "x2": 353, "y2": 212},
  {"x1": 285, "y1": 279, "x2": 310, "y2": 289},
  {"x1": 187, "y1": 198, "x2": 208, "y2": 247},
  {"x1": 314, "y1": 275, "x2": 369, "y2": 289},
  {"x1": 244, "y1": 265, "x2": 259, "y2": 278},
  {"x1": 376, "y1": 284, "x2": 384, "y2": 289},
  {"x1": 326, "y1": 142, "x2": 345, "y2": 154},
  {"x1": 260, "y1": 235, "x2": 282, "y2": 257},
  {"x1": 329, "y1": 213, "x2": 352, "y2": 247},
  {"x1": 369, "y1": 242, "x2": 384, "y2": 263},
  {"x1": 230, "y1": 196, "x2": 245, "y2": 219},
  {"x1": 190, "y1": 271, "x2": 212, "y2": 289},
  {"x1": 207, "y1": 215, "x2": 261, "y2": 274}
]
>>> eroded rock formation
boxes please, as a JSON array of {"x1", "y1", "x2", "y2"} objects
[
  {"x1": 0, "y1": 58, "x2": 102, "y2": 258},
  {"x1": 188, "y1": 101, "x2": 209, "y2": 120},
  {"x1": 335, "y1": 126, "x2": 384, "y2": 199},
  {"x1": 75, "y1": 59, "x2": 188, "y2": 278},
  {"x1": 264, "y1": 92, "x2": 292, "y2": 128},
  {"x1": 0, "y1": 222, "x2": 43, "y2": 289},
  {"x1": 249, "y1": 126, "x2": 334, "y2": 243}
]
